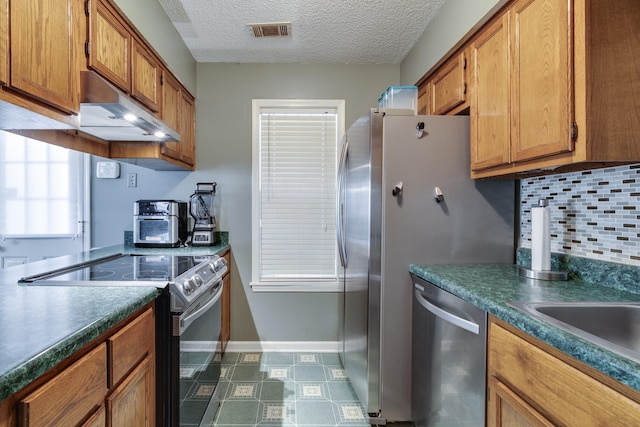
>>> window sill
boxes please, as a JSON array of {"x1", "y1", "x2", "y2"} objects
[{"x1": 250, "y1": 280, "x2": 342, "y2": 293}]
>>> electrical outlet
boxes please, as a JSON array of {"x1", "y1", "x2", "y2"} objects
[{"x1": 127, "y1": 172, "x2": 137, "y2": 187}]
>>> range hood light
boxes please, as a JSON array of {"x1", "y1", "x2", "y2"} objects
[
  {"x1": 123, "y1": 113, "x2": 138, "y2": 122},
  {"x1": 154, "y1": 131, "x2": 166, "y2": 138}
]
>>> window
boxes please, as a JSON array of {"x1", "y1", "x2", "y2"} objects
[
  {"x1": 0, "y1": 131, "x2": 85, "y2": 237},
  {"x1": 251, "y1": 99, "x2": 345, "y2": 292}
]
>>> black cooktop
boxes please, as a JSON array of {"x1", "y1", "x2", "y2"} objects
[{"x1": 21, "y1": 254, "x2": 206, "y2": 283}]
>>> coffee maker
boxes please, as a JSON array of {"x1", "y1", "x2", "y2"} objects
[{"x1": 189, "y1": 182, "x2": 217, "y2": 246}]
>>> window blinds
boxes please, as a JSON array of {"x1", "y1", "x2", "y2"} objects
[{"x1": 258, "y1": 110, "x2": 338, "y2": 282}]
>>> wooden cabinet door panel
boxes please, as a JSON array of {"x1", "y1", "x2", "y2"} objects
[
  {"x1": 0, "y1": 0, "x2": 7, "y2": 86},
  {"x1": 470, "y1": 14, "x2": 511, "y2": 171},
  {"x1": 10, "y1": 0, "x2": 79, "y2": 114},
  {"x1": 178, "y1": 90, "x2": 195, "y2": 165},
  {"x1": 488, "y1": 377, "x2": 555, "y2": 427},
  {"x1": 83, "y1": 405, "x2": 106, "y2": 427},
  {"x1": 160, "y1": 71, "x2": 182, "y2": 161},
  {"x1": 108, "y1": 307, "x2": 154, "y2": 387},
  {"x1": 510, "y1": 0, "x2": 573, "y2": 162},
  {"x1": 489, "y1": 321, "x2": 640, "y2": 426},
  {"x1": 430, "y1": 53, "x2": 466, "y2": 115},
  {"x1": 88, "y1": 0, "x2": 131, "y2": 92},
  {"x1": 18, "y1": 343, "x2": 107, "y2": 427},
  {"x1": 131, "y1": 40, "x2": 160, "y2": 112},
  {"x1": 107, "y1": 354, "x2": 154, "y2": 427},
  {"x1": 221, "y1": 252, "x2": 231, "y2": 351}
]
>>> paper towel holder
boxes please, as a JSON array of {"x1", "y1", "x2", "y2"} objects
[{"x1": 518, "y1": 266, "x2": 568, "y2": 281}]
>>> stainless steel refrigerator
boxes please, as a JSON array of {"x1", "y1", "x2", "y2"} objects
[{"x1": 336, "y1": 110, "x2": 515, "y2": 423}]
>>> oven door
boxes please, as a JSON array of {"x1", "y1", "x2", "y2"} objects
[
  {"x1": 134, "y1": 215, "x2": 179, "y2": 247},
  {"x1": 171, "y1": 280, "x2": 223, "y2": 426}
]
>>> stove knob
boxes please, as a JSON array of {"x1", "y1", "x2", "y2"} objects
[
  {"x1": 192, "y1": 275, "x2": 203, "y2": 287},
  {"x1": 182, "y1": 280, "x2": 194, "y2": 294},
  {"x1": 213, "y1": 257, "x2": 227, "y2": 272}
]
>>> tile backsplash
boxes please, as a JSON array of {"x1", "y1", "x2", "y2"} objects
[{"x1": 520, "y1": 164, "x2": 640, "y2": 266}]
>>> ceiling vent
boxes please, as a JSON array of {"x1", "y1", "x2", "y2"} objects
[{"x1": 247, "y1": 22, "x2": 292, "y2": 38}]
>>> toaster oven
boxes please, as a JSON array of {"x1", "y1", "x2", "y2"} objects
[{"x1": 133, "y1": 200, "x2": 188, "y2": 247}]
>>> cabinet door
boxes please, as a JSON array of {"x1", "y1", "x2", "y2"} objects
[
  {"x1": 470, "y1": 13, "x2": 511, "y2": 171},
  {"x1": 429, "y1": 52, "x2": 467, "y2": 115},
  {"x1": 83, "y1": 405, "x2": 106, "y2": 427},
  {"x1": 177, "y1": 90, "x2": 195, "y2": 166},
  {"x1": 160, "y1": 71, "x2": 182, "y2": 161},
  {"x1": 487, "y1": 377, "x2": 554, "y2": 427},
  {"x1": 107, "y1": 354, "x2": 154, "y2": 427},
  {"x1": 417, "y1": 83, "x2": 428, "y2": 115},
  {"x1": 510, "y1": 0, "x2": 573, "y2": 162},
  {"x1": 131, "y1": 39, "x2": 160, "y2": 112},
  {"x1": 10, "y1": 0, "x2": 79, "y2": 114},
  {"x1": 0, "y1": 0, "x2": 7, "y2": 86},
  {"x1": 108, "y1": 307, "x2": 154, "y2": 387},
  {"x1": 88, "y1": 0, "x2": 131, "y2": 92},
  {"x1": 221, "y1": 254, "x2": 231, "y2": 352},
  {"x1": 18, "y1": 343, "x2": 107, "y2": 427}
]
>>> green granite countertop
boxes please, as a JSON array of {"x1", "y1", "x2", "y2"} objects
[
  {"x1": 409, "y1": 252, "x2": 640, "y2": 393},
  {"x1": 0, "y1": 232, "x2": 230, "y2": 402}
]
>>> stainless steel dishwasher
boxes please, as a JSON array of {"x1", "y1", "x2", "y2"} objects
[{"x1": 410, "y1": 274, "x2": 487, "y2": 427}]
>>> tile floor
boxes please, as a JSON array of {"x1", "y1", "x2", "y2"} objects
[{"x1": 211, "y1": 352, "x2": 372, "y2": 426}]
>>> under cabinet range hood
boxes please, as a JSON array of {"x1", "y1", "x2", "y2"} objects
[{"x1": 79, "y1": 71, "x2": 180, "y2": 142}]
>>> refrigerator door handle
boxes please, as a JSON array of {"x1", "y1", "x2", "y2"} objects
[{"x1": 337, "y1": 140, "x2": 349, "y2": 268}]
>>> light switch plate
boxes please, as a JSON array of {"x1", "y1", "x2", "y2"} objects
[{"x1": 96, "y1": 161, "x2": 120, "y2": 179}]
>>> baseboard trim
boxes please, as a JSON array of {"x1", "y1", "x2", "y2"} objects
[{"x1": 225, "y1": 341, "x2": 341, "y2": 353}]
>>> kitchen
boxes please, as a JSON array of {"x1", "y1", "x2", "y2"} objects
[{"x1": 1, "y1": 0, "x2": 640, "y2": 426}]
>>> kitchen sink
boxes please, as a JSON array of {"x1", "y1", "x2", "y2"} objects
[{"x1": 508, "y1": 301, "x2": 640, "y2": 364}]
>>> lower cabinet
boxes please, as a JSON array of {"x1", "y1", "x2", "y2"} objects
[
  {"x1": 487, "y1": 316, "x2": 640, "y2": 426},
  {"x1": 221, "y1": 250, "x2": 231, "y2": 352},
  {"x1": 0, "y1": 305, "x2": 155, "y2": 427}
]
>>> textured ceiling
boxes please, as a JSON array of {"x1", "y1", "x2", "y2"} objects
[{"x1": 157, "y1": 0, "x2": 447, "y2": 64}]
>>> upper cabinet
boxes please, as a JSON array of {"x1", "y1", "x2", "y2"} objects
[
  {"x1": 429, "y1": 51, "x2": 468, "y2": 115},
  {"x1": 87, "y1": 0, "x2": 131, "y2": 92},
  {"x1": 88, "y1": 0, "x2": 160, "y2": 112},
  {"x1": 423, "y1": 0, "x2": 640, "y2": 178},
  {"x1": 469, "y1": 13, "x2": 511, "y2": 171},
  {"x1": 472, "y1": 0, "x2": 640, "y2": 178},
  {"x1": 160, "y1": 70, "x2": 195, "y2": 167},
  {"x1": 0, "y1": 0, "x2": 7, "y2": 86},
  {"x1": 131, "y1": 39, "x2": 160, "y2": 113},
  {"x1": 418, "y1": 50, "x2": 469, "y2": 116},
  {"x1": 86, "y1": 0, "x2": 195, "y2": 170},
  {"x1": 0, "y1": 0, "x2": 82, "y2": 121}
]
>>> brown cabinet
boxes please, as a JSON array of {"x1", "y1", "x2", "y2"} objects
[
  {"x1": 107, "y1": 354, "x2": 154, "y2": 427},
  {"x1": 87, "y1": 0, "x2": 131, "y2": 93},
  {"x1": 469, "y1": 13, "x2": 511, "y2": 171},
  {"x1": 0, "y1": 306, "x2": 155, "y2": 427},
  {"x1": 468, "y1": 0, "x2": 640, "y2": 178},
  {"x1": 427, "y1": 51, "x2": 468, "y2": 115},
  {"x1": 18, "y1": 344, "x2": 107, "y2": 427},
  {"x1": 87, "y1": 0, "x2": 159, "y2": 113},
  {"x1": 131, "y1": 39, "x2": 160, "y2": 113},
  {"x1": 8, "y1": 0, "x2": 81, "y2": 115},
  {"x1": 416, "y1": 84, "x2": 428, "y2": 115},
  {"x1": 221, "y1": 250, "x2": 231, "y2": 352},
  {"x1": 160, "y1": 71, "x2": 196, "y2": 167},
  {"x1": 487, "y1": 316, "x2": 640, "y2": 426},
  {"x1": 0, "y1": 0, "x2": 7, "y2": 86},
  {"x1": 510, "y1": 0, "x2": 573, "y2": 164}
]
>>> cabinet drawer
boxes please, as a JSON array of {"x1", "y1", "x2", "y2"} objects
[
  {"x1": 489, "y1": 321, "x2": 640, "y2": 425},
  {"x1": 108, "y1": 308, "x2": 154, "y2": 387},
  {"x1": 18, "y1": 343, "x2": 107, "y2": 427}
]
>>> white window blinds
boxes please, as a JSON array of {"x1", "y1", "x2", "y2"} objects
[{"x1": 252, "y1": 100, "x2": 344, "y2": 290}]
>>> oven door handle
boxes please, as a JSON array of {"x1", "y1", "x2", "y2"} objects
[{"x1": 178, "y1": 281, "x2": 223, "y2": 335}]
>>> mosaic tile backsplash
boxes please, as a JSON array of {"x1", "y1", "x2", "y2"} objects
[{"x1": 520, "y1": 163, "x2": 640, "y2": 266}]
